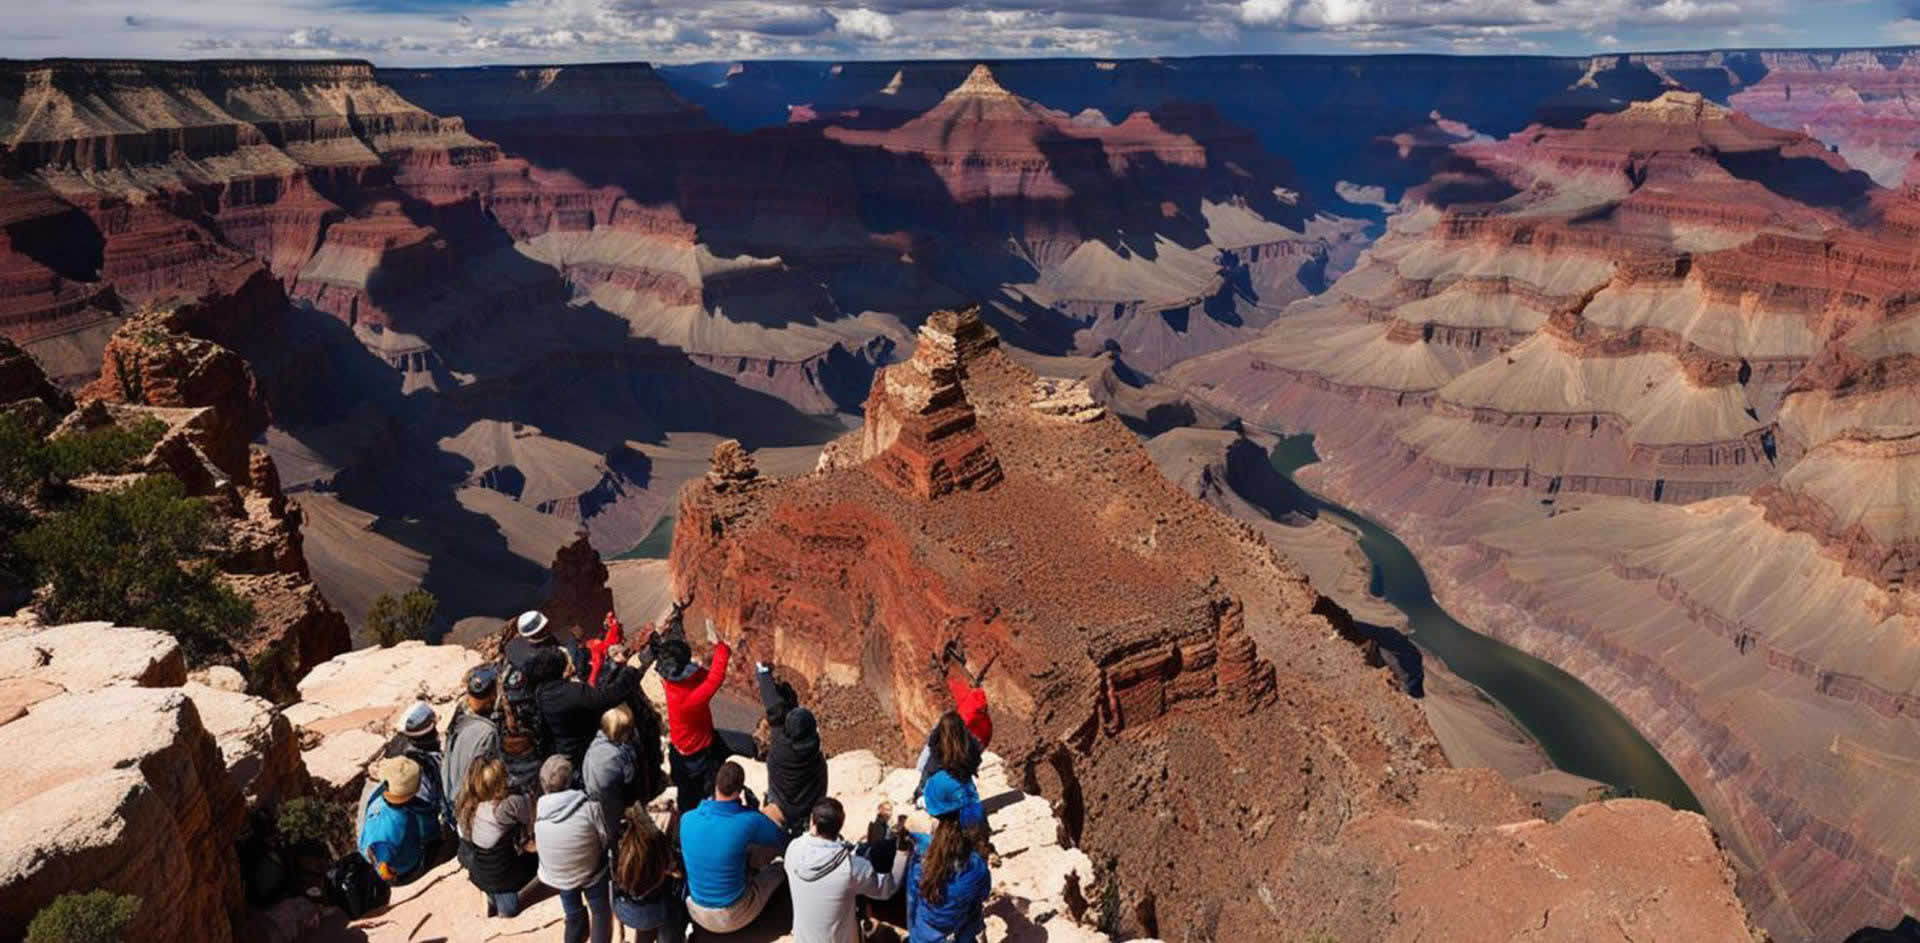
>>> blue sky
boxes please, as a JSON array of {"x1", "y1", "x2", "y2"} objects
[{"x1": 4, "y1": 0, "x2": 1917, "y2": 64}]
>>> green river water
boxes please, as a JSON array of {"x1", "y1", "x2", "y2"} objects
[{"x1": 1269, "y1": 434, "x2": 1701, "y2": 812}]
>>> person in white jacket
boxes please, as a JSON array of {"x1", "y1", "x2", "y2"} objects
[{"x1": 785, "y1": 797, "x2": 911, "y2": 943}]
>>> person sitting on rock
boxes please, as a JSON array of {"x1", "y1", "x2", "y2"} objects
[
  {"x1": 756, "y1": 661, "x2": 829, "y2": 839},
  {"x1": 357, "y1": 700, "x2": 448, "y2": 837},
  {"x1": 660, "y1": 617, "x2": 736, "y2": 805},
  {"x1": 535, "y1": 755, "x2": 616, "y2": 943},
  {"x1": 454, "y1": 756, "x2": 537, "y2": 918},
  {"x1": 444, "y1": 665, "x2": 502, "y2": 825},
  {"x1": 905, "y1": 786, "x2": 993, "y2": 943},
  {"x1": 535, "y1": 644, "x2": 643, "y2": 771},
  {"x1": 584, "y1": 704, "x2": 645, "y2": 825},
  {"x1": 680, "y1": 760, "x2": 786, "y2": 935},
  {"x1": 787, "y1": 797, "x2": 911, "y2": 943},
  {"x1": 359, "y1": 755, "x2": 442, "y2": 886},
  {"x1": 611, "y1": 802, "x2": 689, "y2": 943}
]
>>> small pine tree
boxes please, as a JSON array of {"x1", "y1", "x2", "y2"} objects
[
  {"x1": 366, "y1": 588, "x2": 438, "y2": 647},
  {"x1": 18, "y1": 474, "x2": 253, "y2": 660},
  {"x1": 25, "y1": 891, "x2": 140, "y2": 943}
]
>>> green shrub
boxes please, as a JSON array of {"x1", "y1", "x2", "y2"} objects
[
  {"x1": 19, "y1": 475, "x2": 253, "y2": 660},
  {"x1": 0, "y1": 414, "x2": 166, "y2": 498},
  {"x1": 45, "y1": 417, "x2": 167, "y2": 481},
  {"x1": 25, "y1": 890, "x2": 140, "y2": 943},
  {"x1": 276, "y1": 796, "x2": 347, "y2": 852},
  {"x1": 366, "y1": 588, "x2": 438, "y2": 647}
]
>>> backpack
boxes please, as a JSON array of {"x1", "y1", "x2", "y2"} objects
[{"x1": 325, "y1": 852, "x2": 391, "y2": 918}]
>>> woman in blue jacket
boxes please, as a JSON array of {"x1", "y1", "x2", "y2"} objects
[{"x1": 905, "y1": 780, "x2": 993, "y2": 942}]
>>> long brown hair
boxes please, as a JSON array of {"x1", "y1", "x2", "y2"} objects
[
  {"x1": 917, "y1": 816, "x2": 988, "y2": 905},
  {"x1": 931, "y1": 711, "x2": 973, "y2": 778},
  {"x1": 456, "y1": 756, "x2": 509, "y2": 837},
  {"x1": 612, "y1": 804, "x2": 675, "y2": 898}
]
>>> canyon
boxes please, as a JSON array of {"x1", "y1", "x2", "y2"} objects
[{"x1": 5, "y1": 45, "x2": 1920, "y2": 941}]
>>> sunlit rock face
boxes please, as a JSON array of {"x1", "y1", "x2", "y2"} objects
[
  {"x1": 1170, "y1": 78, "x2": 1920, "y2": 941},
  {"x1": 668, "y1": 309, "x2": 1752, "y2": 941}
]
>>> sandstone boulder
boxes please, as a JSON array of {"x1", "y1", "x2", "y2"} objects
[
  {"x1": 0, "y1": 687, "x2": 245, "y2": 943},
  {"x1": 285, "y1": 641, "x2": 480, "y2": 796},
  {"x1": 0, "y1": 622, "x2": 185, "y2": 723},
  {"x1": 184, "y1": 681, "x2": 310, "y2": 806}
]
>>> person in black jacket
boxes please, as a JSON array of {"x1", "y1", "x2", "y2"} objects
[
  {"x1": 536, "y1": 646, "x2": 644, "y2": 769},
  {"x1": 756, "y1": 662, "x2": 828, "y2": 838}
]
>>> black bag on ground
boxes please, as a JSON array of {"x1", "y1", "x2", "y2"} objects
[{"x1": 325, "y1": 852, "x2": 391, "y2": 918}]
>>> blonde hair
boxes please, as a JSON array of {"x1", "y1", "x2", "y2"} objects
[
  {"x1": 601, "y1": 703, "x2": 634, "y2": 741},
  {"x1": 456, "y1": 756, "x2": 509, "y2": 836}
]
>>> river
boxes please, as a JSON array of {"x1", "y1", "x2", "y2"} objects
[{"x1": 1269, "y1": 434, "x2": 1702, "y2": 812}]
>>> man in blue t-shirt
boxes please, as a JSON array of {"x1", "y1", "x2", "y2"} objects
[
  {"x1": 678, "y1": 760, "x2": 786, "y2": 934},
  {"x1": 358, "y1": 756, "x2": 441, "y2": 885}
]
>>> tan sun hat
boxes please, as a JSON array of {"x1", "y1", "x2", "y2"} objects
[{"x1": 382, "y1": 756, "x2": 423, "y2": 804}]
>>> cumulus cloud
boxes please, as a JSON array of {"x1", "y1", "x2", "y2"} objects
[{"x1": 0, "y1": 0, "x2": 1841, "y2": 64}]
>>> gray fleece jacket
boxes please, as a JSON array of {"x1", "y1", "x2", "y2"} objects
[
  {"x1": 535, "y1": 789, "x2": 611, "y2": 890},
  {"x1": 784, "y1": 832, "x2": 908, "y2": 943},
  {"x1": 583, "y1": 731, "x2": 638, "y2": 824}
]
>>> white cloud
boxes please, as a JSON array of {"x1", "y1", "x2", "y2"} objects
[
  {"x1": 835, "y1": 7, "x2": 896, "y2": 40},
  {"x1": 0, "y1": 0, "x2": 1814, "y2": 64}
]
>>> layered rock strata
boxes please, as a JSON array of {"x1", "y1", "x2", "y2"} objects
[
  {"x1": 669, "y1": 308, "x2": 1753, "y2": 940},
  {"x1": 1171, "y1": 89, "x2": 1920, "y2": 940}
]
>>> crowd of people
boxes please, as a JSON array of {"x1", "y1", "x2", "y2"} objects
[{"x1": 354, "y1": 599, "x2": 1000, "y2": 943}]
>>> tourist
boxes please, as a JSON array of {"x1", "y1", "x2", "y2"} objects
[
  {"x1": 938, "y1": 640, "x2": 995, "y2": 748},
  {"x1": 679, "y1": 761, "x2": 786, "y2": 934},
  {"x1": 443, "y1": 665, "x2": 502, "y2": 820},
  {"x1": 504, "y1": 609, "x2": 581, "y2": 674},
  {"x1": 583, "y1": 704, "x2": 643, "y2": 824},
  {"x1": 535, "y1": 756, "x2": 615, "y2": 943},
  {"x1": 497, "y1": 662, "x2": 548, "y2": 794},
  {"x1": 921, "y1": 764, "x2": 986, "y2": 830},
  {"x1": 905, "y1": 786, "x2": 993, "y2": 943},
  {"x1": 358, "y1": 755, "x2": 441, "y2": 886},
  {"x1": 660, "y1": 618, "x2": 736, "y2": 805},
  {"x1": 535, "y1": 645, "x2": 642, "y2": 770},
  {"x1": 454, "y1": 756, "x2": 537, "y2": 918},
  {"x1": 757, "y1": 661, "x2": 829, "y2": 837},
  {"x1": 787, "y1": 797, "x2": 910, "y2": 943},
  {"x1": 358, "y1": 701, "x2": 447, "y2": 838},
  {"x1": 913, "y1": 712, "x2": 983, "y2": 803},
  {"x1": 610, "y1": 803, "x2": 689, "y2": 943}
]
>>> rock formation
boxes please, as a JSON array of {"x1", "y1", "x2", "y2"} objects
[
  {"x1": 1171, "y1": 84, "x2": 1920, "y2": 939},
  {"x1": 669, "y1": 308, "x2": 1753, "y2": 940},
  {"x1": 542, "y1": 531, "x2": 616, "y2": 640},
  {"x1": 0, "y1": 624, "x2": 251, "y2": 943},
  {"x1": 66, "y1": 300, "x2": 350, "y2": 700}
]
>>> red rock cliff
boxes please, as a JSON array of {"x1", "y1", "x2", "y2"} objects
[{"x1": 670, "y1": 307, "x2": 1753, "y2": 940}]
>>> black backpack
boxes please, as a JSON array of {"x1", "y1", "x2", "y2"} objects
[{"x1": 325, "y1": 852, "x2": 390, "y2": 918}]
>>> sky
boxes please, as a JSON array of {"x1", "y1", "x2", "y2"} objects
[{"x1": 3, "y1": 0, "x2": 1919, "y2": 65}]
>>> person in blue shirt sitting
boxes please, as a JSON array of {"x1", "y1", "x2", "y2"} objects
[
  {"x1": 357, "y1": 755, "x2": 442, "y2": 886},
  {"x1": 678, "y1": 760, "x2": 786, "y2": 934},
  {"x1": 906, "y1": 772, "x2": 993, "y2": 943}
]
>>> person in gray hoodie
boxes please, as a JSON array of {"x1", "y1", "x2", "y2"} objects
[
  {"x1": 444, "y1": 666, "x2": 501, "y2": 818},
  {"x1": 786, "y1": 797, "x2": 910, "y2": 943},
  {"x1": 583, "y1": 704, "x2": 640, "y2": 825},
  {"x1": 534, "y1": 756, "x2": 614, "y2": 943}
]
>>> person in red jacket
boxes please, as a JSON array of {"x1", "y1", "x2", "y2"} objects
[
  {"x1": 939, "y1": 640, "x2": 992, "y2": 748},
  {"x1": 914, "y1": 641, "x2": 994, "y2": 801},
  {"x1": 659, "y1": 614, "x2": 737, "y2": 807}
]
